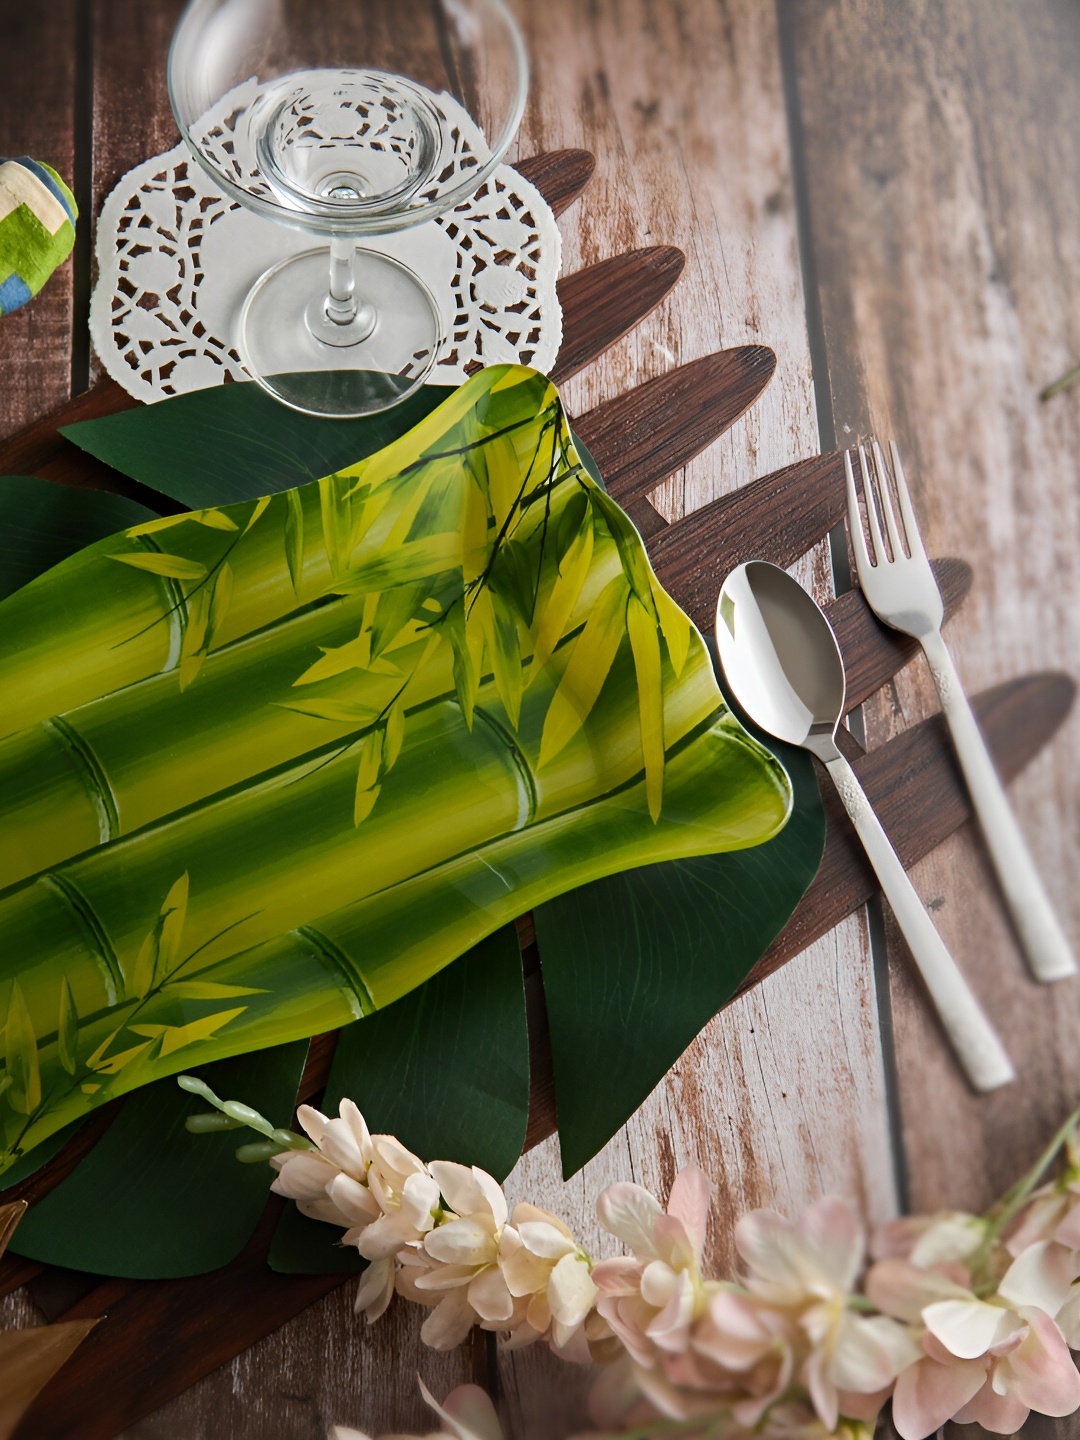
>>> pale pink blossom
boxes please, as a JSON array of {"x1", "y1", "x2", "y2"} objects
[
  {"x1": 592, "y1": 1166, "x2": 711, "y2": 1364},
  {"x1": 734, "y1": 1197, "x2": 919, "y2": 1431},
  {"x1": 867, "y1": 1243, "x2": 1080, "y2": 1437},
  {"x1": 329, "y1": 1380, "x2": 504, "y2": 1440}
]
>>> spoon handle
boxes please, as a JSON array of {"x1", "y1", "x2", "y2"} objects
[{"x1": 824, "y1": 751, "x2": 1016, "y2": 1093}]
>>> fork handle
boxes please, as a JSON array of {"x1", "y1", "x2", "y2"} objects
[
  {"x1": 921, "y1": 630, "x2": 1077, "y2": 984},
  {"x1": 824, "y1": 752, "x2": 1016, "y2": 1092}
]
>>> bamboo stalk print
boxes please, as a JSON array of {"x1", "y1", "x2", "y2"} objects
[{"x1": 0, "y1": 365, "x2": 793, "y2": 1172}]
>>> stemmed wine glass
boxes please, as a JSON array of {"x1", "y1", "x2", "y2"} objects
[{"x1": 168, "y1": 0, "x2": 528, "y2": 417}]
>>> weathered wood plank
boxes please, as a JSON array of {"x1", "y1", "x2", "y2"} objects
[
  {"x1": 499, "y1": 2, "x2": 895, "y2": 1435},
  {"x1": 787, "y1": 3, "x2": 1080, "y2": 1432},
  {"x1": 0, "y1": 1, "x2": 79, "y2": 437}
]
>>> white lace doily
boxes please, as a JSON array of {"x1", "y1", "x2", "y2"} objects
[{"x1": 90, "y1": 82, "x2": 561, "y2": 402}]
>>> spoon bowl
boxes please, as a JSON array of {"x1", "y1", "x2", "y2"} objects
[{"x1": 715, "y1": 560, "x2": 845, "y2": 757}]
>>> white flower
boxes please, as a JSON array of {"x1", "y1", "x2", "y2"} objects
[
  {"x1": 499, "y1": 1202, "x2": 598, "y2": 1356},
  {"x1": 412, "y1": 1161, "x2": 513, "y2": 1349},
  {"x1": 271, "y1": 1100, "x2": 382, "y2": 1232}
]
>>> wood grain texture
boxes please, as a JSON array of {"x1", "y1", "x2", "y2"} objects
[
  {"x1": 787, "y1": 0, "x2": 1080, "y2": 1213},
  {"x1": 0, "y1": 2, "x2": 79, "y2": 437},
  {"x1": 786, "y1": 8, "x2": 1080, "y2": 1432},
  {"x1": 499, "y1": 3, "x2": 896, "y2": 1435}
]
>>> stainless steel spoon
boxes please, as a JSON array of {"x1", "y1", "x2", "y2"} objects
[{"x1": 715, "y1": 560, "x2": 1015, "y2": 1092}]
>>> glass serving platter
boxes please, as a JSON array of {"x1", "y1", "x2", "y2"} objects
[{"x1": 0, "y1": 364, "x2": 792, "y2": 1171}]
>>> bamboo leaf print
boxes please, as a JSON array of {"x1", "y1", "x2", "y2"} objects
[
  {"x1": 330, "y1": 534, "x2": 462, "y2": 596},
  {"x1": 385, "y1": 702, "x2": 406, "y2": 770},
  {"x1": 165, "y1": 981, "x2": 266, "y2": 1000},
  {"x1": 110, "y1": 552, "x2": 208, "y2": 581},
  {"x1": 532, "y1": 514, "x2": 594, "y2": 673},
  {"x1": 57, "y1": 978, "x2": 78, "y2": 1076},
  {"x1": 626, "y1": 593, "x2": 666, "y2": 822},
  {"x1": 5, "y1": 981, "x2": 41, "y2": 1115},
  {"x1": 179, "y1": 586, "x2": 211, "y2": 691},
  {"x1": 157, "y1": 873, "x2": 190, "y2": 979},
  {"x1": 653, "y1": 580, "x2": 691, "y2": 678},
  {"x1": 319, "y1": 475, "x2": 351, "y2": 578},
  {"x1": 284, "y1": 488, "x2": 304, "y2": 594},
  {"x1": 207, "y1": 562, "x2": 233, "y2": 651},
  {"x1": 357, "y1": 729, "x2": 383, "y2": 793},
  {"x1": 588, "y1": 488, "x2": 659, "y2": 620},
  {"x1": 131, "y1": 873, "x2": 190, "y2": 998},
  {"x1": 475, "y1": 586, "x2": 523, "y2": 730},
  {"x1": 193, "y1": 508, "x2": 239, "y2": 532},
  {"x1": 538, "y1": 573, "x2": 628, "y2": 768},
  {"x1": 244, "y1": 494, "x2": 272, "y2": 534},
  {"x1": 156, "y1": 1009, "x2": 247, "y2": 1059},
  {"x1": 277, "y1": 695, "x2": 380, "y2": 724},
  {"x1": 353, "y1": 781, "x2": 380, "y2": 827}
]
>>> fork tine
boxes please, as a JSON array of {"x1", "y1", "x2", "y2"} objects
[
  {"x1": 871, "y1": 439, "x2": 906, "y2": 559},
  {"x1": 858, "y1": 443, "x2": 887, "y2": 565},
  {"x1": 889, "y1": 440, "x2": 930, "y2": 565},
  {"x1": 845, "y1": 450, "x2": 875, "y2": 576}
]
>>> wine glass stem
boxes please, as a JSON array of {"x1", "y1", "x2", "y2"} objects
[{"x1": 327, "y1": 236, "x2": 359, "y2": 325}]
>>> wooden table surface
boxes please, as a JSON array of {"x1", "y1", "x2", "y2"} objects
[{"x1": 3, "y1": 3, "x2": 1080, "y2": 1436}]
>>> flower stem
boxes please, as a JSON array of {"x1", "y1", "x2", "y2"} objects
[{"x1": 1040, "y1": 362, "x2": 1080, "y2": 401}]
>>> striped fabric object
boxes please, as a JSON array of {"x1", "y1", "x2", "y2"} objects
[{"x1": 0, "y1": 157, "x2": 77, "y2": 317}]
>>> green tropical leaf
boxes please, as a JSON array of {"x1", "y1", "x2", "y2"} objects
[
  {"x1": 537, "y1": 708, "x2": 825, "y2": 1178},
  {"x1": 0, "y1": 477, "x2": 159, "y2": 601},
  {"x1": 7, "y1": 1042, "x2": 307, "y2": 1277},
  {"x1": 61, "y1": 380, "x2": 454, "y2": 509}
]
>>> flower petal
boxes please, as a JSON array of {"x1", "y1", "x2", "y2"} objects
[
  {"x1": 1007, "y1": 1305, "x2": 1080, "y2": 1416},
  {"x1": 952, "y1": 1379, "x2": 1030, "y2": 1434},
  {"x1": 595, "y1": 1182, "x2": 664, "y2": 1258},
  {"x1": 270, "y1": 1150, "x2": 339, "y2": 1201},
  {"x1": 430, "y1": 1161, "x2": 486, "y2": 1219},
  {"x1": 326, "y1": 1172, "x2": 381, "y2": 1227},
  {"x1": 998, "y1": 1241, "x2": 1080, "y2": 1317},
  {"x1": 421, "y1": 1290, "x2": 477, "y2": 1350},
  {"x1": 516, "y1": 1221, "x2": 576, "y2": 1261},
  {"x1": 400, "y1": 1171, "x2": 441, "y2": 1231},
  {"x1": 425, "y1": 1218, "x2": 495, "y2": 1267},
  {"x1": 353, "y1": 1256, "x2": 395, "y2": 1322},
  {"x1": 923, "y1": 1298, "x2": 1020, "y2": 1359},
  {"x1": 468, "y1": 1266, "x2": 514, "y2": 1324},
  {"x1": 891, "y1": 1354, "x2": 987, "y2": 1440},
  {"x1": 432, "y1": 1381, "x2": 505, "y2": 1440},
  {"x1": 666, "y1": 1166, "x2": 710, "y2": 1258},
  {"x1": 829, "y1": 1313, "x2": 920, "y2": 1394},
  {"x1": 548, "y1": 1253, "x2": 598, "y2": 1327},
  {"x1": 865, "y1": 1258, "x2": 973, "y2": 1324}
]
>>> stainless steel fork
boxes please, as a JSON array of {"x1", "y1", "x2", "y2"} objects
[{"x1": 846, "y1": 440, "x2": 1076, "y2": 984}]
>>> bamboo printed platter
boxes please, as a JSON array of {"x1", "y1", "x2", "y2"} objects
[{"x1": 0, "y1": 148, "x2": 1073, "y2": 1440}]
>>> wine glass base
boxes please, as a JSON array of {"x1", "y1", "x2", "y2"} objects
[{"x1": 239, "y1": 247, "x2": 443, "y2": 418}]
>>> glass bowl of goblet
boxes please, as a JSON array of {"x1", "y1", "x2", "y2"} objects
[{"x1": 168, "y1": 0, "x2": 528, "y2": 417}]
